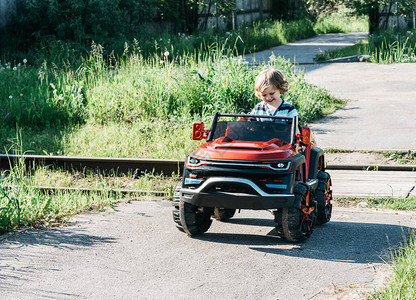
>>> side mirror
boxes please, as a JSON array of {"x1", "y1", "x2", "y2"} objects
[
  {"x1": 192, "y1": 121, "x2": 209, "y2": 140},
  {"x1": 297, "y1": 126, "x2": 311, "y2": 146}
]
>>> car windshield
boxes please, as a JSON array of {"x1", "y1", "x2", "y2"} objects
[{"x1": 212, "y1": 118, "x2": 294, "y2": 144}]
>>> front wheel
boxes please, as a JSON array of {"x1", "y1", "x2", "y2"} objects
[
  {"x1": 274, "y1": 183, "x2": 316, "y2": 242},
  {"x1": 172, "y1": 182, "x2": 213, "y2": 235},
  {"x1": 179, "y1": 201, "x2": 213, "y2": 235}
]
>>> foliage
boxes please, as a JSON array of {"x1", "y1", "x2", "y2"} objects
[
  {"x1": 384, "y1": 151, "x2": 416, "y2": 165},
  {"x1": 365, "y1": 197, "x2": 416, "y2": 210},
  {"x1": 304, "y1": 0, "x2": 416, "y2": 17},
  {"x1": 0, "y1": 57, "x2": 86, "y2": 128},
  {"x1": 0, "y1": 42, "x2": 344, "y2": 157},
  {"x1": 0, "y1": 157, "x2": 116, "y2": 233},
  {"x1": 302, "y1": 0, "x2": 349, "y2": 18},
  {"x1": 371, "y1": 232, "x2": 416, "y2": 300},
  {"x1": 1, "y1": 13, "x2": 359, "y2": 132},
  {"x1": 303, "y1": 0, "x2": 415, "y2": 32},
  {"x1": 16, "y1": 0, "x2": 155, "y2": 45},
  {"x1": 315, "y1": 29, "x2": 416, "y2": 63},
  {"x1": 196, "y1": 0, "x2": 237, "y2": 30},
  {"x1": 313, "y1": 14, "x2": 368, "y2": 34}
]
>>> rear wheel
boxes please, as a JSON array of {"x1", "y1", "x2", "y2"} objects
[
  {"x1": 316, "y1": 171, "x2": 333, "y2": 225},
  {"x1": 274, "y1": 183, "x2": 316, "y2": 242},
  {"x1": 214, "y1": 208, "x2": 236, "y2": 221}
]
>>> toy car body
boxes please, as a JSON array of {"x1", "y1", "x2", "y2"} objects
[{"x1": 172, "y1": 112, "x2": 332, "y2": 242}]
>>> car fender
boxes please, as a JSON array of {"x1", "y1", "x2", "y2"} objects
[{"x1": 308, "y1": 147, "x2": 324, "y2": 179}]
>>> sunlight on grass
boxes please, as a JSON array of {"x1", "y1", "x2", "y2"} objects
[
  {"x1": 315, "y1": 29, "x2": 416, "y2": 63},
  {"x1": 371, "y1": 232, "x2": 416, "y2": 300}
]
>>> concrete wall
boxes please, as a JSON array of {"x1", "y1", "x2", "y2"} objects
[
  {"x1": 199, "y1": 0, "x2": 273, "y2": 31},
  {"x1": 379, "y1": 3, "x2": 413, "y2": 30},
  {"x1": 0, "y1": 0, "x2": 17, "y2": 28}
]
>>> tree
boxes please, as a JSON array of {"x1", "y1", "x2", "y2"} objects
[{"x1": 303, "y1": 0, "x2": 416, "y2": 32}]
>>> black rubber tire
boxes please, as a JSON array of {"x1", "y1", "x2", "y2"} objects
[
  {"x1": 214, "y1": 208, "x2": 236, "y2": 221},
  {"x1": 316, "y1": 171, "x2": 333, "y2": 225},
  {"x1": 172, "y1": 181, "x2": 213, "y2": 235},
  {"x1": 275, "y1": 183, "x2": 316, "y2": 242},
  {"x1": 179, "y1": 201, "x2": 213, "y2": 235},
  {"x1": 274, "y1": 209, "x2": 284, "y2": 237},
  {"x1": 172, "y1": 182, "x2": 184, "y2": 232}
]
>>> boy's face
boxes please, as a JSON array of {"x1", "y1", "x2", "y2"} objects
[{"x1": 258, "y1": 86, "x2": 281, "y2": 106}]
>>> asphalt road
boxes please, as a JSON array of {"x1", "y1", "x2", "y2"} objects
[
  {"x1": 304, "y1": 63, "x2": 416, "y2": 151},
  {"x1": 1, "y1": 200, "x2": 415, "y2": 299}
]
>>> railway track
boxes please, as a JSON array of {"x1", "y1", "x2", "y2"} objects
[
  {"x1": 1, "y1": 154, "x2": 415, "y2": 198},
  {"x1": 1, "y1": 154, "x2": 415, "y2": 174}
]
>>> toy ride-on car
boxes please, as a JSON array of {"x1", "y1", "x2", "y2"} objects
[{"x1": 172, "y1": 112, "x2": 332, "y2": 242}]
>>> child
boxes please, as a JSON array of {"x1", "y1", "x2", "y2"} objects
[
  {"x1": 239, "y1": 68, "x2": 299, "y2": 122},
  {"x1": 251, "y1": 68, "x2": 299, "y2": 119}
]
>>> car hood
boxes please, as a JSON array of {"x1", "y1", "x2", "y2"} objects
[{"x1": 194, "y1": 137, "x2": 296, "y2": 161}]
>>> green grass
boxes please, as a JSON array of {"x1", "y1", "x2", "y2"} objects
[
  {"x1": 1, "y1": 48, "x2": 345, "y2": 158},
  {"x1": 336, "y1": 195, "x2": 416, "y2": 299},
  {"x1": 336, "y1": 196, "x2": 416, "y2": 211},
  {"x1": 366, "y1": 197, "x2": 416, "y2": 210},
  {"x1": 314, "y1": 14, "x2": 368, "y2": 34},
  {"x1": 0, "y1": 157, "x2": 180, "y2": 233},
  {"x1": 383, "y1": 151, "x2": 416, "y2": 165},
  {"x1": 315, "y1": 29, "x2": 416, "y2": 63},
  {"x1": 30, "y1": 167, "x2": 180, "y2": 193},
  {"x1": 315, "y1": 40, "x2": 370, "y2": 61},
  {"x1": 371, "y1": 232, "x2": 416, "y2": 300},
  {"x1": 0, "y1": 161, "x2": 116, "y2": 233}
]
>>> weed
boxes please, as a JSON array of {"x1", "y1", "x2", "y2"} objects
[
  {"x1": 315, "y1": 29, "x2": 416, "y2": 63},
  {"x1": 371, "y1": 231, "x2": 416, "y2": 299}
]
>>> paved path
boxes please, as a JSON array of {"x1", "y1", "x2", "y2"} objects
[
  {"x1": 331, "y1": 169, "x2": 416, "y2": 198},
  {"x1": 304, "y1": 63, "x2": 416, "y2": 151},
  {"x1": 244, "y1": 32, "x2": 368, "y2": 64},
  {"x1": 1, "y1": 200, "x2": 415, "y2": 299}
]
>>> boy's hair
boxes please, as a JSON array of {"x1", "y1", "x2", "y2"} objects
[{"x1": 255, "y1": 69, "x2": 288, "y2": 98}]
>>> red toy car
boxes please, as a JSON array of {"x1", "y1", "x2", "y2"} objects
[{"x1": 172, "y1": 112, "x2": 332, "y2": 242}]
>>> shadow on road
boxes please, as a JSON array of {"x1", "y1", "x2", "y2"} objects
[
  {"x1": 0, "y1": 228, "x2": 117, "y2": 297},
  {"x1": 226, "y1": 217, "x2": 275, "y2": 227},
  {"x1": 198, "y1": 218, "x2": 413, "y2": 264},
  {"x1": 0, "y1": 227, "x2": 116, "y2": 250}
]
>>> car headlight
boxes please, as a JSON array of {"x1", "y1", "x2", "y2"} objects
[
  {"x1": 186, "y1": 156, "x2": 202, "y2": 167},
  {"x1": 269, "y1": 161, "x2": 290, "y2": 170}
]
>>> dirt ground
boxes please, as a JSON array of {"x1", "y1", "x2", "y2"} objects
[{"x1": 325, "y1": 152, "x2": 397, "y2": 165}]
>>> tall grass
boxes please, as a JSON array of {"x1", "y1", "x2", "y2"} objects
[
  {"x1": 314, "y1": 14, "x2": 368, "y2": 34},
  {"x1": 364, "y1": 197, "x2": 416, "y2": 211},
  {"x1": 0, "y1": 158, "x2": 117, "y2": 233},
  {"x1": 372, "y1": 232, "x2": 416, "y2": 299},
  {"x1": 373, "y1": 36, "x2": 416, "y2": 64},
  {"x1": 315, "y1": 29, "x2": 416, "y2": 63},
  {"x1": 1, "y1": 44, "x2": 343, "y2": 158},
  {"x1": 1, "y1": 14, "x2": 363, "y2": 157}
]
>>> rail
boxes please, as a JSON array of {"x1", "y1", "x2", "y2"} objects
[
  {"x1": 1, "y1": 154, "x2": 415, "y2": 174},
  {"x1": 1, "y1": 154, "x2": 414, "y2": 198}
]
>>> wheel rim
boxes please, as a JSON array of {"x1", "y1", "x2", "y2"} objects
[
  {"x1": 324, "y1": 177, "x2": 332, "y2": 219},
  {"x1": 300, "y1": 190, "x2": 316, "y2": 235}
]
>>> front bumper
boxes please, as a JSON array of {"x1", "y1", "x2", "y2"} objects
[{"x1": 180, "y1": 177, "x2": 296, "y2": 210}]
